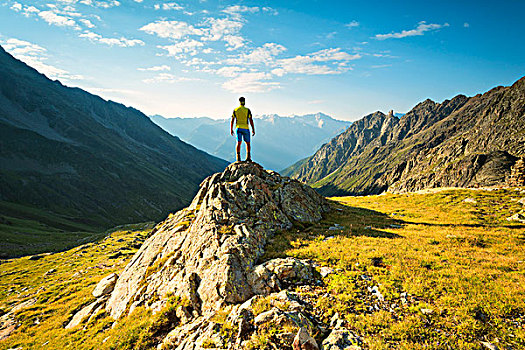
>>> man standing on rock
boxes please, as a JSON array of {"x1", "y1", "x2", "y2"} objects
[{"x1": 230, "y1": 96, "x2": 255, "y2": 162}]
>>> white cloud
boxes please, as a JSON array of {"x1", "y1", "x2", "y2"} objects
[
  {"x1": 138, "y1": 65, "x2": 171, "y2": 71},
  {"x1": 202, "y1": 17, "x2": 243, "y2": 42},
  {"x1": 225, "y1": 43, "x2": 286, "y2": 66},
  {"x1": 216, "y1": 66, "x2": 245, "y2": 77},
  {"x1": 79, "y1": 0, "x2": 120, "y2": 8},
  {"x1": 274, "y1": 48, "x2": 360, "y2": 76},
  {"x1": 79, "y1": 18, "x2": 95, "y2": 28},
  {"x1": 310, "y1": 48, "x2": 361, "y2": 62},
  {"x1": 158, "y1": 39, "x2": 204, "y2": 57},
  {"x1": 79, "y1": 31, "x2": 145, "y2": 47},
  {"x1": 154, "y1": 2, "x2": 184, "y2": 11},
  {"x1": 222, "y1": 5, "x2": 259, "y2": 19},
  {"x1": 140, "y1": 20, "x2": 203, "y2": 39},
  {"x1": 222, "y1": 72, "x2": 279, "y2": 93},
  {"x1": 38, "y1": 10, "x2": 80, "y2": 30},
  {"x1": 346, "y1": 20, "x2": 359, "y2": 28},
  {"x1": 10, "y1": 2, "x2": 22, "y2": 11},
  {"x1": 262, "y1": 7, "x2": 278, "y2": 15},
  {"x1": 223, "y1": 35, "x2": 245, "y2": 50},
  {"x1": 22, "y1": 5, "x2": 41, "y2": 17},
  {"x1": 142, "y1": 73, "x2": 200, "y2": 84},
  {"x1": 375, "y1": 21, "x2": 450, "y2": 40},
  {"x1": 2, "y1": 38, "x2": 84, "y2": 81}
]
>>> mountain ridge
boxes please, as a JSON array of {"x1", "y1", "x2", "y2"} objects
[
  {"x1": 286, "y1": 76, "x2": 525, "y2": 195},
  {"x1": 0, "y1": 44, "x2": 228, "y2": 257},
  {"x1": 150, "y1": 112, "x2": 350, "y2": 171}
]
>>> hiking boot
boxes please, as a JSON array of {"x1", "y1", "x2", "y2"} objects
[
  {"x1": 236, "y1": 153, "x2": 241, "y2": 162},
  {"x1": 246, "y1": 153, "x2": 252, "y2": 162}
]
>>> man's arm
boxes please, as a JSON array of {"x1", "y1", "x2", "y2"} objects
[
  {"x1": 249, "y1": 112, "x2": 255, "y2": 136},
  {"x1": 230, "y1": 112, "x2": 235, "y2": 136}
]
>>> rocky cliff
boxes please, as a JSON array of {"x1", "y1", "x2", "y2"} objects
[
  {"x1": 67, "y1": 162, "x2": 352, "y2": 349},
  {"x1": 285, "y1": 76, "x2": 525, "y2": 195}
]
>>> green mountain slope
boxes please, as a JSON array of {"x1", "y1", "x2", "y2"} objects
[
  {"x1": 0, "y1": 45, "x2": 227, "y2": 256},
  {"x1": 286, "y1": 77, "x2": 525, "y2": 195}
]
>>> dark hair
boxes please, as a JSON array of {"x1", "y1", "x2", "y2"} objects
[{"x1": 239, "y1": 97, "x2": 245, "y2": 103}]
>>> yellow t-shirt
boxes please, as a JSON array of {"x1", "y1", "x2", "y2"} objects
[{"x1": 233, "y1": 105, "x2": 251, "y2": 129}]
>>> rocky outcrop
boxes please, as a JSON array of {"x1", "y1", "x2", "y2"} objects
[
  {"x1": 66, "y1": 162, "x2": 331, "y2": 348},
  {"x1": 105, "y1": 162, "x2": 329, "y2": 322},
  {"x1": 509, "y1": 158, "x2": 525, "y2": 186},
  {"x1": 287, "y1": 76, "x2": 525, "y2": 195}
]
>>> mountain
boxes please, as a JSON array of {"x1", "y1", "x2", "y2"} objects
[
  {"x1": 285, "y1": 77, "x2": 525, "y2": 195},
  {"x1": 150, "y1": 113, "x2": 350, "y2": 171},
  {"x1": 0, "y1": 45, "x2": 227, "y2": 255}
]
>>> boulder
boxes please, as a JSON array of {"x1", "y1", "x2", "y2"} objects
[
  {"x1": 248, "y1": 258, "x2": 318, "y2": 295},
  {"x1": 293, "y1": 327, "x2": 319, "y2": 350},
  {"x1": 65, "y1": 298, "x2": 106, "y2": 329},
  {"x1": 322, "y1": 328, "x2": 362, "y2": 350},
  {"x1": 92, "y1": 273, "x2": 118, "y2": 298}
]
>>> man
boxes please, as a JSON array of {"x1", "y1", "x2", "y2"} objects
[{"x1": 230, "y1": 96, "x2": 255, "y2": 162}]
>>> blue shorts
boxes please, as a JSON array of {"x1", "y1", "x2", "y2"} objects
[{"x1": 236, "y1": 128, "x2": 250, "y2": 143}]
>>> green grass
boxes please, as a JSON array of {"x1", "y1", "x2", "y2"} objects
[
  {"x1": 1, "y1": 188, "x2": 524, "y2": 349},
  {"x1": 263, "y1": 187, "x2": 525, "y2": 349},
  {"x1": 0, "y1": 201, "x2": 155, "y2": 258}
]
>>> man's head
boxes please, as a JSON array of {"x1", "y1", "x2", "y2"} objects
[{"x1": 239, "y1": 96, "x2": 245, "y2": 106}]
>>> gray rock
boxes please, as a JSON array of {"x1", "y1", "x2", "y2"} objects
[
  {"x1": 105, "y1": 162, "x2": 329, "y2": 321},
  {"x1": 420, "y1": 308, "x2": 434, "y2": 315},
  {"x1": 65, "y1": 298, "x2": 106, "y2": 329},
  {"x1": 322, "y1": 328, "x2": 362, "y2": 350},
  {"x1": 293, "y1": 327, "x2": 319, "y2": 350},
  {"x1": 92, "y1": 273, "x2": 118, "y2": 298},
  {"x1": 507, "y1": 212, "x2": 525, "y2": 223},
  {"x1": 481, "y1": 341, "x2": 498, "y2": 350},
  {"x1": 320, "y1": 267, "x2": 335, "y2": 278}
]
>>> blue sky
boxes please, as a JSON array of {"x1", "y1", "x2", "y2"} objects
[{"x1": 0, "y1": 0, "x2": 524, "y2": 121}]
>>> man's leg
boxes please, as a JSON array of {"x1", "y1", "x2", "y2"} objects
[
  {"x1": 246, "y1": 141, "x2": 251, "y2": 161},
  {"x1": 236, "y1": 141, "x2": 241, "y2": 161}
]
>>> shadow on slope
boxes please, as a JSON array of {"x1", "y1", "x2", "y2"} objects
[{"x1": 262, "y1": 200, "x2": 403, "y2": 262}]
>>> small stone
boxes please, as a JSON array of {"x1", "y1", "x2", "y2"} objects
[
  {"x1": 420, "y1": 308, "x2": 434, "y2": 315},
  {"x1": 463, "y1": 198, "x2": 477, "y2": 204},
  {"x1": 320, "y1": 267, "x2": 335, "y2": 278},
  {"x1": 44, "y1": 269, "x2": 56, "y2": 276},
  {"x1": 507, "y1": 213, "x2": 525, "y2": 223},
  {"x1": 480, "y1": 341, "x2": 498, "y2": 350},
  {"x1": 292, "y1": 327, "x2": 319, "y2": 350},
  {"x1": 27, "y1": 255, "x2": 43, "y2": 261}
]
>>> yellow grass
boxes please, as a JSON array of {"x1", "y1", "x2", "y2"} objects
[{"x1": 1, "y1": 188, "x2": 524, "y2": 349}]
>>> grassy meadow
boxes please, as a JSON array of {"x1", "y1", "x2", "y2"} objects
[
  {"x1": 264, "y1": 188, "x2": 525, "y2": 349},
  {"x1": 0, "y1": 188, "x2": 524, "y2": 349}
]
